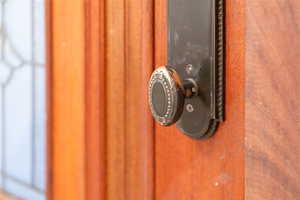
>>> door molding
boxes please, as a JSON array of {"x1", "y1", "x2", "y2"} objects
[
  {"x1": 46, "y1": 0, "x2": 89, "y2": 199},
  {"x1": 46, "y1": 0, "x2": 155, "y2": 199}
]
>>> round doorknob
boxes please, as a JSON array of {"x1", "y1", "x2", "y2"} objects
[{"x1": 148, "y1": 67, "x2": 185, "y2": 126}]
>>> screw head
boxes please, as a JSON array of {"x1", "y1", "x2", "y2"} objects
[
  {"x1": 185, "y1": 64, "x2": 193, "y2": 74},
  {"x1": 186, "y1": 104, "x2": 194, "y2": 112}
]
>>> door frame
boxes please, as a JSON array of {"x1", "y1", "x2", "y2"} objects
[{"x1": 46, "y1": 0, "x2": 106, "y2": 199}]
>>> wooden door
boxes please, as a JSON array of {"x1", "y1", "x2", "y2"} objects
[{"x1": 47, "y1": 0, "x2": 300, "y2": 199}]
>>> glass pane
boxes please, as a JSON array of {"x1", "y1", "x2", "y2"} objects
[{"x1": 0, "y1": 0, "x2": 46, "y2": 199}]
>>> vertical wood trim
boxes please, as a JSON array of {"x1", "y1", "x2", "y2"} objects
[
  {"x1": 48, "y1": 0, "x2": 108, "y2": 199},
  {"x1": 124, "y1": 0, "x2": 155, "y2": 198},
  {"x1": 48, "y1": 0, "x2": 155, "y2": 198},
  {"x1": 106, "y1": 0, "x2": 155, "y2": 199},
  {"x1": 47, "y1": 0, "x2": 86, "y2": 199},
  {"x1": 46, "y1": 0, "x2": 53, "y2": 198},
  {"x1": 106, "y1": 0, "x2": 126, "y2": 197},
  {"x1": 154, "y1": 0, "x2": 167, "y2": 66},
  {"x1": 84, "y1": 0, "x2": 107, "y2": 199}
]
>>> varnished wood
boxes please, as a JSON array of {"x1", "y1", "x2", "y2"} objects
[
  {"x1": 47, "y1": 0, "x2": 86, "y2": 199},
  {"x1": 154, "y1": 0, "x2": 245, "y2": 199},
  {"x1": 45, "y1": 0, "x2": 53, "y2": 199},
  {"x1": 48, "y1": 0, "x2": 155, "y2": 198},
  {"x1": 123, "y1": 0, "x2": 155, "y2": 199},
  {"x1": 245, "y1": 0, "x2": 300, "y2": 199},
  {"x1": 106, "y1": 0, "x2": 126, "y2": 197},
  {"x1": 106, "y1": 0, "x2": 154, "y2": 199},
  {"x1": 84, "y1": 0, "x2": 107, "y2": 199},
  {"x1": 48, "y1": 0, "x2": 108, "y2": 199}
]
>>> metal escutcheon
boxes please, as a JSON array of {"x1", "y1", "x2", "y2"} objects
[{"x1": 147, "y1": 0, "x2": 225, "y2": 140}]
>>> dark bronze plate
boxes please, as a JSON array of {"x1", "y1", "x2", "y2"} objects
[{"x1": 168, "y1": 0, "x2": 224, "y2": 139}]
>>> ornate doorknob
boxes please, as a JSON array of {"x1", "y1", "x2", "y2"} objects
[
  {"x1": 148, "y1": 67, "x2": 184, "y2": 126},
  {"x1": 148, "y1": 66, "x2": 197, "y2": 126}
]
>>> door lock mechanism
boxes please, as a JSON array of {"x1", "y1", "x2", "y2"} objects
[{"x1": 148, "y1": 0, "x2": 225, "y2": 139}]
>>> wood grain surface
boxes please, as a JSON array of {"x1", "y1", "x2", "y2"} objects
[
  {"x1": 245, "y1": 0, "x2": 300, "y2": 199},
  {"x1": 47, "y1": 0, "x2": 86, "y2": 199},
  {"x1": 105, "y1": 0, "x2": 155, "y2": 199},
  {"x1": 48, "y1": 0, "x2": 155, "y2": 198},
  {"x1": 84, "y1": 0, "x2": 107, "y2": 199},
  {"x1": 154, "y1": 0, "x2": 246, "y2": 199}
]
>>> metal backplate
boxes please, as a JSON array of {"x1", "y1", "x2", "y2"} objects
[{"x1": 168, "y1": 0, "x2": 224, "y2": 139}]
